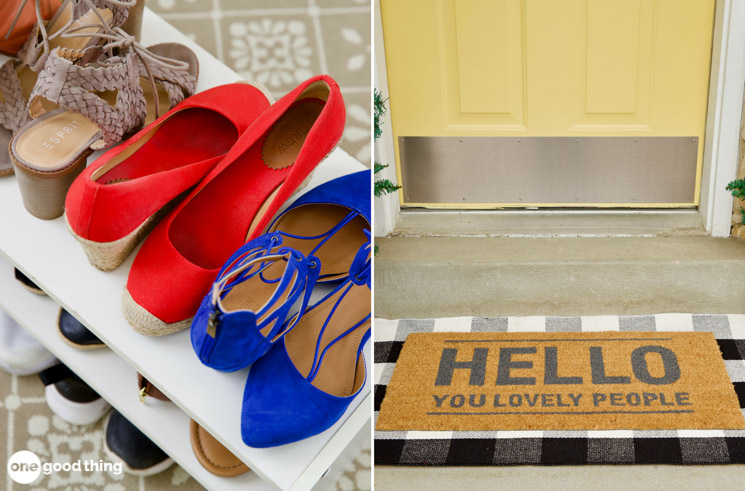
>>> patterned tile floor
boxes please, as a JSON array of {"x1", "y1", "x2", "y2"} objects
[
  {"x1": 0, "y1": 367, "x2": 204, "y2": 490},
  {"x1": 149, "y1": 0, "x2": 372, "y2": 167}
]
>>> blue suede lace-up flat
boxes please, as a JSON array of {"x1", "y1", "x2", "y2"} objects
[
  {"x1": 191, "y1": 169, "x2": 371, "y2": 373},
  {"x1": 191, "y1": 236, "x2": 319, "y2": 372},
  {"x1": 240, "y1": 235, "x2": 371, "y2": 448}
]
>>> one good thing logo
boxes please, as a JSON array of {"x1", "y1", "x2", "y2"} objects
[{"x1": 6, "y1": 450, "x2": 123, "y2": 484}]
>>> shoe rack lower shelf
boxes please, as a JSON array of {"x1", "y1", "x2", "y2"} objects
[{"x1": 0, "y1": 255, "x2": 271, "y2": 490}]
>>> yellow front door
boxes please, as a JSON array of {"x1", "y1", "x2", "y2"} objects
[{"x1": 380, "y1": 0, "x2": 716, "y2": 208}]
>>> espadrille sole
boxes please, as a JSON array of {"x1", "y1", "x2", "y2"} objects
[
  {"x1": 66, "y1": 213, "x2": 148, "y2": 272},
  {"x1": 59, "y1": 332, "x2": 107, "y2": 351},
  {"x1": 122, "y1": 287, "x2": 192, "y2": 336},
  {"x1": 14, "y1": 268, "x2": 47, "y2": 295},
  {"x1": 65, "y1": 187, "x2": 191, "y2": 272}
]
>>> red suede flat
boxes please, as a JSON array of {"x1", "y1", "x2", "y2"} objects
[
  {"x1": 65, "y1": 83, "x2": 271, "y2": 271},
  {"x1": 122, "y1": 75, "x2": 345, "y2": 336}
]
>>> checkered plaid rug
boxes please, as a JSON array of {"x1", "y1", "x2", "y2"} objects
[{"x1": 374, "y1": 315, "x2": 745, "y2": 465}]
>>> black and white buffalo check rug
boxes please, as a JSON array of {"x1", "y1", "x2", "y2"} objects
[{"x1": 374, "y1": 314, "x2": 745, "y2": 465}]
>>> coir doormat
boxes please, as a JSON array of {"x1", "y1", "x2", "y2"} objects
[
  {"x1": 376, "y1": 331, "x2": 744, "y2": 432},
  {"x1": 375, "y1": 315, "x2": 745, "y2": 465}
]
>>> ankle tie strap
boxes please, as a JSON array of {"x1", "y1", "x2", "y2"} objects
[
  {"x1": 349, "y1": 230, "x2": 371, "y2": 287},
  {"x1": 209, "y1": 237, "x2": 321, "y2": 343},
  {"x1": 61, "y1": 23, "x2": 189, "y2": 119},
  {"x1": 6, "y1": 0, "x2": 137, "y2": 63}
]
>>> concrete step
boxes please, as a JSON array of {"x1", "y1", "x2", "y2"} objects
[
  {"x1": 374, "y1": 236, "x2": 745, "y2": 319},
  {"x1": 393, "y1": 210, "x2": 708, "y2": 237}
]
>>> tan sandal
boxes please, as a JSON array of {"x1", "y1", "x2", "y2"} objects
[
  {"x1": 0, "y1": 0, "x2": 144, "y2": 177},
  {"x1": 10, "y1": 30, "x2": 198, "y2": 219},
  {"x1": 189, "y1": 420, "x2": 249, "y2": 478}
]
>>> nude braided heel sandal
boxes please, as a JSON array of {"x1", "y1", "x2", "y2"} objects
[
  {"x1": 10, "y1": 25, "x2": 197, "y2": 219},
  {"x1": 0, "y1": 0, "x2": 145, "y2": 176}
]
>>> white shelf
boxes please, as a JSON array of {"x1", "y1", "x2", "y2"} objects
[{"x1": 0, "y1": 9, "x2": 371, "y2": 491}]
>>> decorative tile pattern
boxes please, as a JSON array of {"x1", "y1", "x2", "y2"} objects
[
  {"x1": 0, "y1": 372, "x2": 200, "y2": 490},
  {"x1": 150, "y1": 0, "x2": 371, "y2": 167}
]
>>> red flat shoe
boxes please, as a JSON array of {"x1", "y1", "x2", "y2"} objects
[
  {"x1": 65, "y1": 83, "x2": 271, "y2": 271},
  {"x1": 122, "y1": 75, "x2": 345, "y2": 336}
]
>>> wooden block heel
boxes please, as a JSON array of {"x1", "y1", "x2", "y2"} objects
[{"x1": 11, "y1": 146, "x2": 90, "y2": 220}]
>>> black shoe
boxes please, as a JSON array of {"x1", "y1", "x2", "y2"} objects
[
  {"x1": 57, "y1": 309, "x2": 106, "y2": 350},
  {"x1": 104, "y1": 410, "x2": 174, "y2": 476},
  {"x1": 39, "y1": 364, "x2": 111, "y2": 425},
  {"x1": 14, "y1": 268, "x2": 45, "y2": 295}
]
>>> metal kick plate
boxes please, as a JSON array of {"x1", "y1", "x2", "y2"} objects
[{"x1": 398, "y1": 136, "x2": 698, "y2": 205}]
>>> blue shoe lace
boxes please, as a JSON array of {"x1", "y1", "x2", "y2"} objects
[
  {"x1": 209, "y1": 238, "x2": 319, "y2": 342},
  {"x1": 304, "y1": 230, "x2": 371, "y2": 385}
]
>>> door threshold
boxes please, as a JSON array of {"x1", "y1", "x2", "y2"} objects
[{"x1": 392, "y1": 209, "x2": 708, "y2": 238}]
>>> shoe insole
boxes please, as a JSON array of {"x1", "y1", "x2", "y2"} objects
[
  {"x1": 285, "y1": 284, "x2": 370, "y2": 397},
  {"x1": 250, "y1": 207, "x2": 367, "y2": 322},
  {"x1": 270, "y1": 206, "x2": 368, "y2": 281},
  {"x1": 170, "y1": 98, "x2": 325, "y2": 269},
  {"x1": 220, "y1": 264, "x2": 299, "y2": 337},
  {"x1": 14, "y1": 111, "x2": 100, "y2": 168},
  {"x1": 48, "y1": 7, "x2": 113, "y2": 53},
  {"x1": 15, "y1": 78, "x2": 171, "y2": 170},
  {"x1": 92, "y1": 109, "x2": 237, "y2": 183}
]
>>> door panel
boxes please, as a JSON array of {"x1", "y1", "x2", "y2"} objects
[
  {"x1": 445, "y1": 0, "x2": 526, "y2": 126},
  {"x1": 585, "y1": 0, "x2": 643, "y2": 115},
  {"x1": 569, "y1": 0, "x2": 654, "y2": 128},
  {"x1": 380, "y1": 0, "x2": 716, "y2": 208}
]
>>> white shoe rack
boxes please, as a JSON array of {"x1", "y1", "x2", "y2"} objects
[{"x1": 0, "y1": 9, "x2": 371, "y2": 491}]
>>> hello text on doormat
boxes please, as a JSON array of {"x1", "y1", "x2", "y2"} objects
[{"x1": 376, "y1": 331, "x2": 745, "y2": 431}]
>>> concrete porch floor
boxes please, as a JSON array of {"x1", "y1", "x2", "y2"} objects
[
  {"x1": 374, "y1": 234, "x2": 745, "y2": 489},
  {"x1": 375, "y1": 236, "x2": 745, "y2": 319}
]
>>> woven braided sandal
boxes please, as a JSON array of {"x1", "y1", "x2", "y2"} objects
[
  {"x1": 0, "y1": 0, "x2": 144, "y2": 177},
  {"x1": 10, "y1": 30, "x2": 197, "y2": 219}
]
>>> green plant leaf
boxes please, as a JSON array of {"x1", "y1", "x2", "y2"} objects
[
  {"x1": 726, "y1": 179, "x2": 745, "y2": 200},
  {"x1": 374, "y1": 89, "x2": 400, "y2": 199}
]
